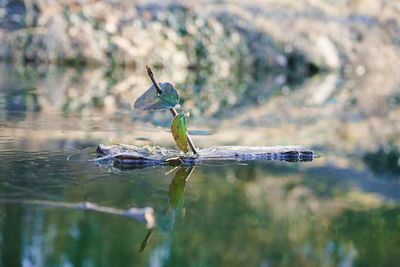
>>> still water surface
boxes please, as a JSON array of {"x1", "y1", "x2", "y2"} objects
[{"x1": 0, "y1": 64, "x2": 400, "y2": 266}]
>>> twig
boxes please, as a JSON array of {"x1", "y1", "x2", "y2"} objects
[
  {"x1": 146, "y1": 66, "x2": 198, "y2": 155},
  {"x1": 0, "y1": 199, "x2": 155, "y2": 228}
]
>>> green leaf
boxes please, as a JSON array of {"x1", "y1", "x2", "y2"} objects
[
  {"x1": 171, "y1": 113, "x2": 188, "y2": 153},
  {"x1": 168, "y1": 167, "x2": 188, "y2": 210},
  {"x1": 134, "y1": 83, "x2": 179, "y2": 111}
]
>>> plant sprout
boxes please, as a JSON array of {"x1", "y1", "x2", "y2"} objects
[{"x1": 134, "y1": 66, "x2": 198, "y2": 155}]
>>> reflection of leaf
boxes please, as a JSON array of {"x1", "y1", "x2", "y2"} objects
[
  {"x1": 134, "y1": 83, "x2": 179, "y2": 111},
  {"x1": 168, "y1": 167, "x2": 188, "y2": 209},
  {"x1": 171, "y1": 113, "x2": 188, "y2": 153}
]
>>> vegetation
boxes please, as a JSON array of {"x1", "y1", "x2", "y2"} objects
[{"x1": 134, "y1": 66, "x2": 197, "y2": 154}]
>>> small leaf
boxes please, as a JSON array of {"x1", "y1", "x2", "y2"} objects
[
  {"x1": 134, "y1": 83, "x2": 179, "y2": 111},
  {"x1": 171, "y1": 113, "x2": 188, "y2": 153}
]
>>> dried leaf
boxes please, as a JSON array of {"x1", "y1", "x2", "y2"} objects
[
  {"x1": 134, "y1": 83, "x2": 179, "y2": 111},
  {"x1": 171, "y1": 113, "x2": 188, "y2": 153}
]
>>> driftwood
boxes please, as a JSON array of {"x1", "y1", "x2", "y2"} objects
[
  {"x1": 0, "y1": 199, "x2": 155, "y2": 228},
  {"x1": 95, "y1": 144, "x2": 314, "y2": 166}
]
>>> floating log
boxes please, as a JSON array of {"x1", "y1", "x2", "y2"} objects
[{"x1": 95, "y1": 144, "x2": 314, "y2": 166}]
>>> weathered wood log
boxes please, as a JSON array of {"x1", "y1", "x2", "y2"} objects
[{"x1": 95, "y1": 144, "x2": 314, "y2": 166}]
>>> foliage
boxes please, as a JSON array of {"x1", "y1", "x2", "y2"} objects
[
  {"x1": 134, "y1": 79, "x2": 189, "y2": 154},
  {"x1": 134, "y1": 83, "x2": 179, "y2": 111},
  {"x1": 171, "y1": 114, "x2": 188, "y2": 153}
]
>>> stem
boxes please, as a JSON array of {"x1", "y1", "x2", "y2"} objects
[{"x1": 146, "y1": 66, "x2": 198, "y2": 155}]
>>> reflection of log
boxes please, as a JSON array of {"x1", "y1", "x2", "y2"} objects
[
  {"x1": 96, "y1": 144, "x2": 314, "y2": 166},
  {"x1": 0, "y1": 199, "x2": 155, "y2": 228}
]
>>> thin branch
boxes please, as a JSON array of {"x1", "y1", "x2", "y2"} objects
[
  {"x1": 0, "y1": 199, "x2": 155, "y2": 228},
  {"x1": 145, "y1": 66, "x2": 198, "y2": 155},
  {"x1": 146, "y1": 66, "x2": 163, "y2": 95}
]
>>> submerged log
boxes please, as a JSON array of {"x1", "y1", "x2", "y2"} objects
[
  {"x1": 95, "y1": 144, "x2": 314, "y2": 166},
  {"x1": 0, "y1": 199, "x2": 155, "y2": 228}
]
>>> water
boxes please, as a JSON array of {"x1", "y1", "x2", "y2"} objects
[{"x1": 1, "y1": 64, "x2": 400, "y2": 266}]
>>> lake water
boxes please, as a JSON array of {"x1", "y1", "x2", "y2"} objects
[{"x1": 1, "y1": 64, "x2": 400, "y2": 266}]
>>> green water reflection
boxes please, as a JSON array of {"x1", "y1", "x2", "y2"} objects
[{"x1": 0, "y1": 149, "x2": 399, "y2": 266}]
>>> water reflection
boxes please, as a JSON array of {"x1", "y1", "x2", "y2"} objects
[
  {"x1": 0, "y1": 148, "x2": 400, "y2": 266},
  {"x1": 0, "y1": 199, "x2": 154, "y2": 228},
  {"x1": 168, "y1": 167, "x2": 194, "y2": 211},
  {"x1": 139, "y1": 166, "x2": 194, "y2": 253},
  {"x1": 0, "y1": 58, "x2": 399, "y2": 266}
]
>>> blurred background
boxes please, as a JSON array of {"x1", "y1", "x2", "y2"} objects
[
  {"x1": 1, "y1": 0, "x2": 400, "y2": 266},
  {"x1": 1, "y1": 0, "x2": 399, "y2": 156}
]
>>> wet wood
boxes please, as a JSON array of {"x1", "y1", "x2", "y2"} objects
[{"x1": 95, "y1": 144, "x2": 314, "y2": 166}]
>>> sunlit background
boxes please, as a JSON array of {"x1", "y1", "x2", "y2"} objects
[{"x1": 0, "y1": 0, "x2": 400, "y2": 266}]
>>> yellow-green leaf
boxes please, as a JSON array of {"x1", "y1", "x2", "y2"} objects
[{"x1": 171, "y1": 113, "x2": 188, "y2": 153}]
